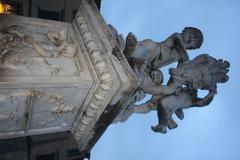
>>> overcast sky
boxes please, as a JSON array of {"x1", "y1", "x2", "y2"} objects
[{"x1": 92, "y1": 0, "x2": 240, "y2": 160}]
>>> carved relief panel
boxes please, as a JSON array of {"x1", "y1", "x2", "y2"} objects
[
  {"x1": 0, "y1": 16, "x2": 83, "y2": 78},
  {"x1": 0, "y1": 90, "x2": 27, "y2": 134},
  {"x1": 0, "y1": 1, "x2": 138, "y2": 152},
  {"x1": 28, "y1": 88, "x2": 90, "y2": 135},
  {"x1": 0, "y1": 15, "x2": 94, "y2": 138}
]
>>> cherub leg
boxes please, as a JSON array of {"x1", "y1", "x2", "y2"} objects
[
  {"x1": 113, "y1": 98, "x2": 156, "y2": 123},
  {"x1": 167, "y1": 116, "x2": 178, "y2": 129},
  {"x1": 133, "y1": 101, "x2": 156, "y2": 114},
  {"x1": 151, "y1": 102, "x2": 168, "y2": 134}
]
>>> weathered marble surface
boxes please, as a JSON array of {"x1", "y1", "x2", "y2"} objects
[
  {"x1": 0, "y1": 0, "x2": 138, "y2": 153},
  {"x1": 0, "y1": 14, "x2": 94, "y2": 138}
]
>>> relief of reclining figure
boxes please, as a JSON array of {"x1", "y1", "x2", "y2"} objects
[
  {"x1": 0, "y1": 25, "x2": 77, "y2": 65},
  {"x1": 0, "y1": 25, "x2": 78, "y2": 75}
]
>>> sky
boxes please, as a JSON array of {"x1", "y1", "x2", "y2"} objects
[{"x1": 91, "y1": 0, "x2": 240, "y2": 160}]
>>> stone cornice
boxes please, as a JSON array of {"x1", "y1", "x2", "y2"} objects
[
  {"x1": 72, "y1": 12, "x2": 115, "y2": 145},
  {"x1": 70, "y1": 0, "x2": 139, "y2": 152}
]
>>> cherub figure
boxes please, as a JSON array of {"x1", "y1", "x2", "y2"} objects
[
  {"x1": 169, "y1": 54, "x2": 230, "y2": 90},
  {"x1": 129, "y1": 79, "x2": 216, "y2": 134},
  {"x1": 108, "y1": 25, "x2": 173, "y2": 95},
  {"x1": 124, "y1": 27, "x2": 203, "y2": 71},
  {"x1": 110, "y1": 25, "x2": 230, "y2": 135},
  {"x1": 135, "y1": 67, "x2": 178, "y2": 95},
  {"x1": 114, "y1": 68, "x2": 180, "y2": 123},
  {"x1": 150, "y1": 87, "x2": 216, "y2": 133},
  {"x1": 133, "y1": 54, "x2": 230, "y2": 133},
  {"x1": 121, "y1": 27, "x2": 204, "y2": 104}
]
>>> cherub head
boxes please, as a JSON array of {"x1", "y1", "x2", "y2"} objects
[
  {"x1": 182, "y1": 27, "x2": 203, "y2": 50},
  {"x1": 149, "y1": 69, "x2": 163, "y2": 85}
]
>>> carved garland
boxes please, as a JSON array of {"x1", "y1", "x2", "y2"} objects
[{"x1": 73, "y1": 13, "x2": 113, "y2": 141}]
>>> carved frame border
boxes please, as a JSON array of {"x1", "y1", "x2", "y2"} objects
[{"x1": 71, "y1": 0, "x2": 138, "y2": 151}]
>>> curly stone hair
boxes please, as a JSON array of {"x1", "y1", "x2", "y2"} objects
[{"x1": 182, "y1": 27, "x2": 204, "y2": 49}]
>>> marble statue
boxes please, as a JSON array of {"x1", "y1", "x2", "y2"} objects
[
  {"x1": 169, "y1": 54, "x2": 230, "y2": 90},
  {"x1": 124, "y1": 27, "x2": 204, "y2": 70},
  {"x1": 113, "y1": 27, "x2": 230, "y2": 134},
  {"x1": 149, "y1": 87, "x2": 215, "y2": 133},
  {"x1": 122, "y1": 53, "x2": 229, "y2": 133},
  {"x1": 122, "y1": 27, "x2": 204, "y2": 95}
]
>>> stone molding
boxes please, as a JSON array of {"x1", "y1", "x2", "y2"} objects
[{"x1": 71, "y1": 8, "x2": 115, "y2": 148}]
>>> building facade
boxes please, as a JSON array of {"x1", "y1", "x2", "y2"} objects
[
  {"x1": 0, "y1": 132, "x2": 89, "y2": 160},
  {"x1": 0, "y1": 0, "x2": 101, "y2": 21}
]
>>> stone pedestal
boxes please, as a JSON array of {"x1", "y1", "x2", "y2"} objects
[{"x1": 0, "y1": 0, "x2": 138, "y2": 153}]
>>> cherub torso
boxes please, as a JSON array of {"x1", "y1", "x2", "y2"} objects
[{"x1": 131, "y1": 39, "x2": 181, "y2": 69}]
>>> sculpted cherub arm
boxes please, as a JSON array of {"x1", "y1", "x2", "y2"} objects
[
  {"x1": 173, "y1": 37, "x2": 189, "y2": 66},
  {"x1": 192, "y1": 88, "x2": 216, "y2": 107},
  {"x1": 133, "y1": 95, "x2": 161, "y2": 114},
  {"x1": 163, "y1": 33, "x2": 189, "y2": 66},
  {"x1": 113, "y1": 95, "x2": 158, "y2": 123},
  {"x1": 133, "y1": 100, "x2": 156, "y2": 114}
]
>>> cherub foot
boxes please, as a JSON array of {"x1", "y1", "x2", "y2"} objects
[
  {"x1": 151, "y1": 124, "x2": 167, "y2": 134},
  {"x1": 124, "y1": 32, "x2": 137, "y2": 57},
  {"x1": 167, "y1": 119, "x2": 178, "y2": 130},
  {"x1": 126, "y1": 32, "x2": 137, "y2": 47},
  {"x1": 175, "y1": 109, "x2": 184, "y2": 120}
]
